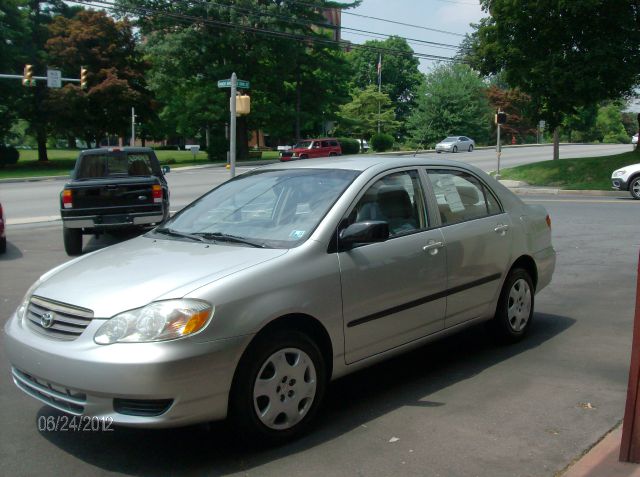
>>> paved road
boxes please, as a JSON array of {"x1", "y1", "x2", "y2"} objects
[
  {"x1": 0, "y1": 143, "x2": 631, "y2": 225},
  {"x1": 1, "y1": 194, "x2": 639, "y2": 476}
]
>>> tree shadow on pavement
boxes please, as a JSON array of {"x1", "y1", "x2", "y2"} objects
[{"x1": 38, "y1": 312, "x2": 574, "y2": 476}]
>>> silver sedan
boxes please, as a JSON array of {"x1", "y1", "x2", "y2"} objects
[
  {"x1": 435, "y1": 136, "x2": 475, "y2": 153},
  {"x1": 5, "y1": 156, "x2": 555, "y2": 444}
]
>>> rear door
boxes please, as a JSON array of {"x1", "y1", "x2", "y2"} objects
[
  {"x1": 425, "y1": 168, "x2": 512, "y2": 328},
  {"x1": 339, "y1": 168, "x2": 447, "y2": 363}
]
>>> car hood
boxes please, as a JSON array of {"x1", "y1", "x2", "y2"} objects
[{"x1": 33, "y1": 236, "x2": 288, "y2": 318}]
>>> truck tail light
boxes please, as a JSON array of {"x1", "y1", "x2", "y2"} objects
[
  {"x1": 152, "y1": 185, "x2": 162, "y2": 203},
  {"x1": 62, "y1": 189, "x2": 73, "y2": 209}
]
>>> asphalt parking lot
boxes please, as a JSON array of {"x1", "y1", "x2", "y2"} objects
[{"x1": 1, "y1": 193, "x2": 639, "y2": 476}]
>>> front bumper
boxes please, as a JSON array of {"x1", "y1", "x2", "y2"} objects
[
  {"x1": 5, "y1": 312, "x2": 253, "y2": 428},
  {"x1": 611, "y1": 177, "x2": 628, "y2": 191}
]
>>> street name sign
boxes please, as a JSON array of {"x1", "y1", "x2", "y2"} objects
[{"x1": 217, "y1": 78, "x2": 250, "y2": 89}]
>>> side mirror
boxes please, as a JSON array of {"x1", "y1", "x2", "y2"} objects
[
  {"x1": 162, "y1": 165, "x2": 171, "y2": 174},
  {"x1": 339, "y1": 221, "x2": 389, "y2": 250}
]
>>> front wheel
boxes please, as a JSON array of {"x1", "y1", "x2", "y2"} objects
[
  {"x1": 488, "y1": 268, "x2": 534, "y2": 343},
  {"x1": 468, "y1": 145, "x2": 474, "y2": 152},
  {"x1": 63, "y1": 227, "x2": 83, "y2": 256},
  {"x1": 228, "y1": 330, "x2": 326, "y2": 445},
  {"x1": 299, "y1": 154, "x2": 308, "y2": 160},
  {"x1": 630, "y1": 177, "x2": 640, "y2": 199}
]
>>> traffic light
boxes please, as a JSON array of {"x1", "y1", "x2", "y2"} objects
[
  {"x1": 22, "y1": 64, "x2": 34, "y2": 87},
  {"x1": 236, "y1": 94, "x2": 251, "y2": 116},
  {"x1": 80, "y1": 67, "x2": 88, "y2": 89},
  {"x1": 496, "y1": 112, "x2": 507, "y2": 124}
]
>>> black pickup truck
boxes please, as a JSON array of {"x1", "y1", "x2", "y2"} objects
[{"x1": 60, "y1": 147, "x2": 170, "y2": 255}]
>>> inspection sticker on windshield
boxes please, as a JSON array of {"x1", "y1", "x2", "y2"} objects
[{"x1": 289, "y1": 230, "x2": 306, "y2": 240}]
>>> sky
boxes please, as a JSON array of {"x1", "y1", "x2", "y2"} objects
[{"x1": 340, "y1": 0, "x2": 486, "y2": 73}]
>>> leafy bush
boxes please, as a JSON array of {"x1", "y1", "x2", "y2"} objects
[
  {"x1": 0, "y1": 145, "x2": 19, "y2": 167},
  {"x1": 337, "y1": 137, "x2": 360, "y2": 155},
  {"x1": 371, "y1": 133, "x2": 394, "y2": 152},
  {"x1": 154, "y1": 145, "x2": 181, "y2": 151}
]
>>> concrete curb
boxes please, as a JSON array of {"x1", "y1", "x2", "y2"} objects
[{"x1": 378, "y1": 142, "x2": 600, "y2": 156}]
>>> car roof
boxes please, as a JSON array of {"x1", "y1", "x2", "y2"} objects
[{"x1": 261, "y1": 154, "x2": 481, "y2": 173}]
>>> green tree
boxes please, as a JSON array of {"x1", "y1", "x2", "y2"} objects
[
  {"x1": 595, "y1": 103, "x2": 628, "y2": 144},
  {"x1": 407, "y1": 63, "x2": 492, "y2": 147},
  {"x1": 122, "y1": 0, "x2": 356, "y2": 159},
  {"x1": 348, "y1": 36, "x2": 422, "y2": 136},
  {"x1": 337, "y1": 85, "x2": 400, "y2": 139},
  {"x1": 466, "y1": 0, "x2": 640, "y2": 159}
]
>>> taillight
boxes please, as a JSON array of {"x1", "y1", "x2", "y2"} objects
[
  {"x1": 152, "y1": 185, "x2": 162, "y2": 203},
  {"x1": 545, "y1": 214, "x2": 551, "y2": 229},
  {"x1": 62, "y1": 189, "x2": 73, "y2": 209}
]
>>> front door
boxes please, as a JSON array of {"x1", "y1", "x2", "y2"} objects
[{"x1": 339, "y1": 169, "x2": 447, "y2": 364}]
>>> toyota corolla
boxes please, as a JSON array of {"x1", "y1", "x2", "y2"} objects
[{"x1": 5, "y1": 156, "x2": 555, "y2": 444}]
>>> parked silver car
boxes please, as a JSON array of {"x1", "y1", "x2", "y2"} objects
[
  {"x1": 435, "y1": 136, "x2": 475, "y2": 153},
  {"x1": 5, "y1": 156, "x2": 555, "y2": 443}
]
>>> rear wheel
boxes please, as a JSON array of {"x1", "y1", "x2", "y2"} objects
[
  {"x1": 0, "y1": 236, "x2": 6, "y2": 254},
  {"x1": 489, "y1": 268, "x2": 534, "y2": 343},
  {"x1": 329, "y1": 152, "x2": 337, "y2": 157},
  {"x1": 452, "y1": 146, "x2": 458, "y2": 153},
  {"x1": 630, "y1": 177, "x2": 640, "y2": 199},
  {"x1": 63, "y1": 227, "x2": 83, "y2": 256},
  {"x1": 299, "y1": 154, "x2": 308, "y2": 160},
  {"x1": 228, "y1": 330, "x2": 326, "y2": 445}
]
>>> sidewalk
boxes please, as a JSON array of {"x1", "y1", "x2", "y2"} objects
[{"x1": 561, "y1": 425, "x2": 640, "y2": 477}]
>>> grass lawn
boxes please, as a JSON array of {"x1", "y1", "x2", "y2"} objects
[
  {"x1": 499, "y1": 151, "x2": 640, "y2": 190},
  {"x1": 0, "y1": 149, "x2": 279, "y2": 180}
]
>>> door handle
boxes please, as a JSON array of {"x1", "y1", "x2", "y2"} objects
[
  {"x1": 423, "y1": 241, "x2": 444, "y2": 255},
  {"x1": 494, "y1": 224, "x2": 509, "y2": 235}
]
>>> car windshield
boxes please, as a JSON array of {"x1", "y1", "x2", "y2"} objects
[
  {"x1": 76, "y1": 152, "x2": 154, "y2": 178},
  {"x1": 156, "y1": 168, "x2": 359, "y2": 249},
  {"x1": 293, "y1": 141, "x2": 312, "y2": 149},
  {"x1": 442, "y1": 137, "x2": 458, "y2": 143}
]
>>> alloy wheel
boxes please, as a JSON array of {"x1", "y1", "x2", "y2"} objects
[{"x1": 632, "y1": 179, "x2": 640, "y2": 199}]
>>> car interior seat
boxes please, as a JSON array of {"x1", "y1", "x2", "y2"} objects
[{"x1": 376, "y1": 186, "x2": 417, "y2": 235}]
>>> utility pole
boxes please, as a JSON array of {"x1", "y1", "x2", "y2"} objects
[
  {"x1": 496, "y1": 120, "x2": 502, "y2": 178},
  {"x1": 495, "y1": 110, "x2": 507, "y2": 179},
  {"x1": 130, "y1": 107, "x2": 136, "y2": 147},
  {"x1": 230, "y1": 72, "x2": 237, "y2": 178},
  {"x1": 377, "y1": 54, "x2": 382, "y2": 135}
]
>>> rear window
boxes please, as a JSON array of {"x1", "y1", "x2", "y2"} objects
[{"x1": 76, "y1": 153, "x2": 154, "y2": 178}]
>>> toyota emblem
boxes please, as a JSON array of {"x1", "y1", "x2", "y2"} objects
[{"x1": 40, "y1": 312, "x2": 55, "y2": 329}]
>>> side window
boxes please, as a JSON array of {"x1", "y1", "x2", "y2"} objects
[
  {"x1": 321, "y1": 141, "x2": 330, "y2": 148},
  {"x1": 348, "y1": 170, "x2": 428, "y2": 237},
  {"x1": 329, "y1": 140, "x2": 338, "y2": 147},
  {"x1": 427, "y1": 170, "x2": 499, "y2": 225}
]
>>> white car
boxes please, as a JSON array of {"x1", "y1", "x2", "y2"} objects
[
  {"x1": 611, "y1": 163, "x2": 640, "y2": 199},
  {"x1": 435, "y1": 136, "x2": 475, "y2": 153},
  {"x1": 632, "y1": 134, "x2": 638, "y2": 145}
]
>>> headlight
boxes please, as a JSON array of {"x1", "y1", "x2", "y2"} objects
[
  {"x1": 94, "y1": 299, "x2": 214, "y2": 344},
  {"x1": 613, "y1": 170, "x2": 626, "y2": 177}
]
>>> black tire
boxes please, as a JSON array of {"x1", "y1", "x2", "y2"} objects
[
  {"x1": 228, "y1": 329, "x2": 326, "y2": 446},
  {"x1": 452, "y1": 146, "x2": 458, "y2": 153},
  {"x1": 0, "y1": 236, "x2": 6, "y2": 254},
  {"x1": 630, "y1": 176, "x2": 640, "y2": 200},
  {"x1": 329, "y1": 152, "x2": 337, "y2": 157},
  {"x1": 299, "y1": 154, "x2": 308, "y2": 160},
  {"x1": 488, "y1": 268, "x2": 534, "y2": 343},
  {"x1": 468, "y1": 145, "x2": 474, "y2": 152},
  {"x1": 436, "y1": 151, "x2": 441, "y2": 154},
  {"x1": 63, "y1": 227, "x2": 83, "y2": 256}
]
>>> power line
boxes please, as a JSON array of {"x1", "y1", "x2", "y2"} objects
[
  {"x1": 71, "y1": 0, "x2": 459, "y2": 62},
  {"x1": 286, "y1": 0, "x2": 467, "y2": 38}
]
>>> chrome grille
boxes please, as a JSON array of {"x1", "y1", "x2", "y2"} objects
[
  {"x1": 25, "y1": 296, "x2": 94, "y2": 341},
  {"x1": 12, "y1": 367, "x2": 86, "y2": 415}
]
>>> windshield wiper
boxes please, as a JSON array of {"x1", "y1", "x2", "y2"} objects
[
  {"x1": 155, "y1": 227, "x2": 209, "y2": 243},
  {"x1": 197, "y1": 232, "x2": 266, "y2": 248}
]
